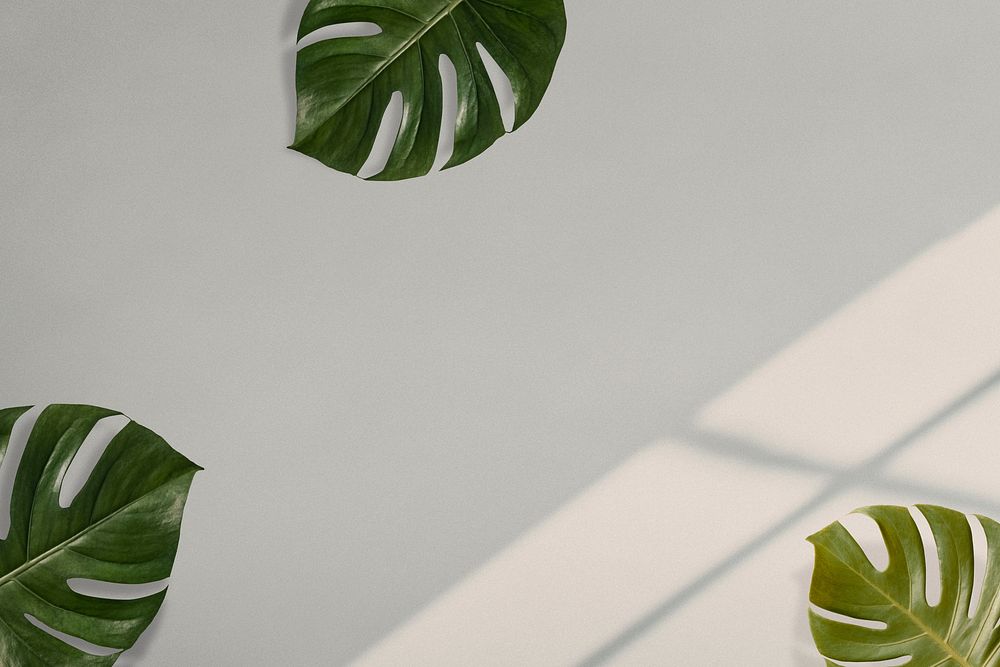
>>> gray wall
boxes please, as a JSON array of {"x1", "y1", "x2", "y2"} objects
[{"x1": 3, "y1": 1, "x2": 1000, "y2": 664}]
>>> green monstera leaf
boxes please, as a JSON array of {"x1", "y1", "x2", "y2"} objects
[
  {"x1": 808, "y1": 504, "x2": 1000, "y2": 666},
  {"x1": 290, "y1": 0, "x2": 567, "y2": 180},
  {"x1": 0, "y1": 404, "x2": 201, "y2": 666}
]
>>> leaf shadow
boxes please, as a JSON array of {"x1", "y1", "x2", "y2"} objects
[{"x1": 115, "y1": 602, "x2": 169, "y2": 667}]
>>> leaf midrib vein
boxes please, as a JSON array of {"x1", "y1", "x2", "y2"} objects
[
  {"x1": 0, "y1": 474, "x2": 189, "y2": 590},
  {"x1": 308, "y1": 0, "x2": 465, "y2": 126},
  {"x1": 816, "y1": 543, "x2": 973, "y2": 667}
]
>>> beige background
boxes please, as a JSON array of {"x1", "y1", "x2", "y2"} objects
[{"x1": 3, "y1": 1, "x2": 1000, "y2": 664}]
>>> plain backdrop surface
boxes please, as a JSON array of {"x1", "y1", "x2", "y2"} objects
[{"x1": 3, "y1": 2, "x2": 1000, "y2": 664}]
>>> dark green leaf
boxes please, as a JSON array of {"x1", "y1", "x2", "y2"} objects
[
  {"x1": 0, "y1": 405, "x2": 201, "y2": 666},
  {"x1": 808, "y1": 504, "x2": 1000, "y2": 666},
  {"x1": 290, "y1": 0, "x2": 567, "y2": 180}
]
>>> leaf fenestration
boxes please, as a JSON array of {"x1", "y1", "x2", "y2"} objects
[
  {"x1": 291, "y1": 0, "x2": 567, "y2": 180},
  {"x1": 0, "y1": 405, "x2": 201, "y2": 666},
  {"x1": 808, "y1": 505, "x2": 1000, "y2": 666}
]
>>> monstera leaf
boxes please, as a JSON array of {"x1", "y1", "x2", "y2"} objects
[
  {"x1": 0, "y1": 404, "x2": 200, "y2": 665},
  {"x1": 290, "y1": 0, "x2": 567, "y2": 180},
  {"x1": 808, "y1": 504, "x2": 1000, "y2": 666}
]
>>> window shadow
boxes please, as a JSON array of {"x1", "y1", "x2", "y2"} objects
[
  {"x1": 579, "y1": 367, "x2": 1000, "y2": 666},
  {"x1": 350, "y1": 202, "x2": 1000, "y2": 666}
]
